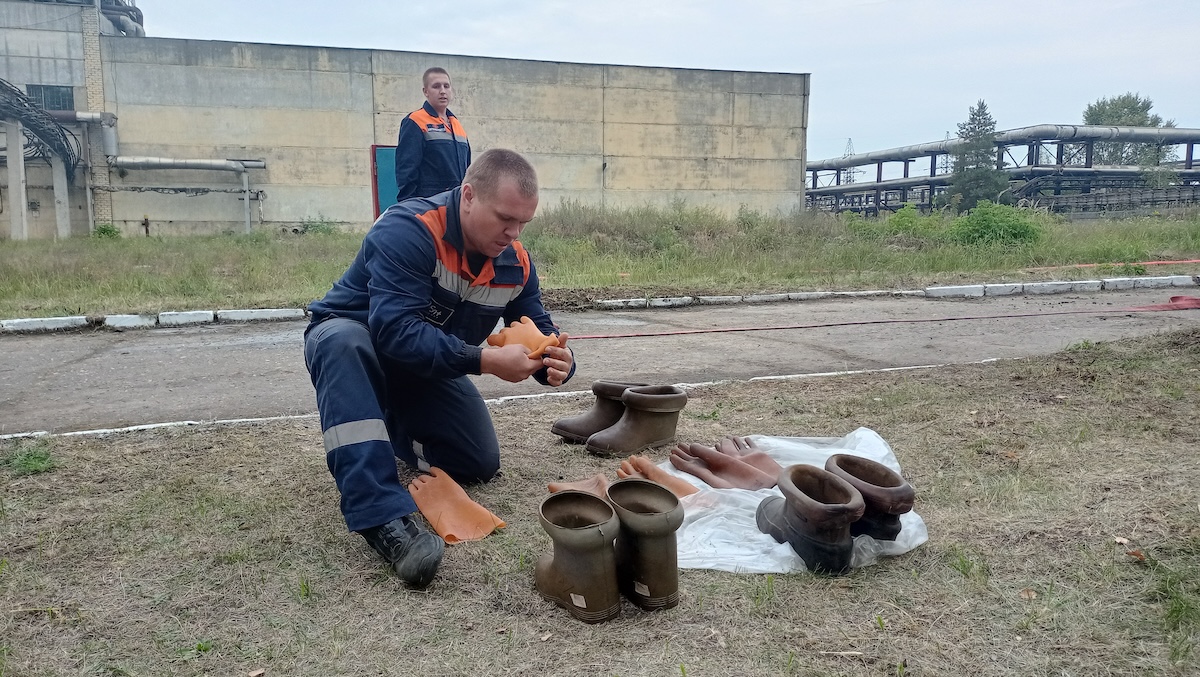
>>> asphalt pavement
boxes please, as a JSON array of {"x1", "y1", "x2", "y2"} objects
[{"x1": 1, "y1": 288, "x2": 1197, "y2": 436}]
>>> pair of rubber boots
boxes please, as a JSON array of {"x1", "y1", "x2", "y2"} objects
[
  {"x1": 755, "y1": 454, "x2": 916, "y2": 575},
  {"x1": 551, "y1": 380, "x2": 688, "y2": 456},
  {"x1": 534, "y1": 478, "x2": 685, "y2": 623}
]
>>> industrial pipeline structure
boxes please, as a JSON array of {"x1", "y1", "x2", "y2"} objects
[{"x1": 807, "y1": 125, "x2": 1200, "y2": 215}]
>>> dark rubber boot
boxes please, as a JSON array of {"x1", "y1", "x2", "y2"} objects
[
  {"x1": 606, "y1": 478, "x2": 685, "y2": 611},
  {"x1": 755, "y1": 464, "x2": 865, "y2": 575},
  {"x1": 585, "y1": 385, "x2": 688, "y2": 457},
  {"x1": 534, "y1": 490, "x2": 621, "y2": 623},
  {"x1": 551, "y1": 380, "x2": 648, "y2": 443},
  {"x1": 825, "y1": 454, "x2": 915, "y2": 541}
]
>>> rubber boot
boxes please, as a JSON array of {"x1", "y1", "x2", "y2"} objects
[
  {"x1": 551, "y1": 380, "x2": 648, "y2": 443},
  {"x1": 534, "y1": 490, "x2": 621, "y2": 623},
  {"x1": 755, "y1": 464, "x2": 865, "y2": 575},
  {"x1": 585, "y1": 385, "x2": 688, "y2": 457},
  {"x1": 606, "y1": 478, "x2": 685, "y2": 611},
  {"x1": 825, "y1": 454, "x2": 915, "y2": 541}
]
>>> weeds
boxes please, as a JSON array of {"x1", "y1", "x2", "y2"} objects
[
  {"x1": 948, "y1": 545, "x2": 990, "y2": 584},
  {"x1": 1, "y1": 440, "x2": 56, "y2": 476},
  {"x1": 92, "y1": 223, "x2": 122, "y2": 239},
  {"x1": 1142, "y1": 548, "x2": 1200, "y2": 664},
  {"x1": 3, "y1": 206, "x2": 1199, "y2": 318},
  {"x1": 297, "y1": 214, "x2": 339, "y2": 235}
]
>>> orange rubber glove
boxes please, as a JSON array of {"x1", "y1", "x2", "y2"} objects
[
  {"x1": 409, "y1": 467, "x2": 506, "y2": 544},
  {"x1": 486, "y1": 316, "x2": 560, "y2": 357}
]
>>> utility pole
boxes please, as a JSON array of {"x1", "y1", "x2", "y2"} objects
[{"x1": 842, "y1": 138, "x2": 859, "y2": 184}]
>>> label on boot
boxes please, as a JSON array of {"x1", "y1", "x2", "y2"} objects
[
  {"x1": 634, "y1": 581, "x2": 650, "y2": 597},
  {"x1": 570, "y1": 593, "x2": 587, "y2": 608}
]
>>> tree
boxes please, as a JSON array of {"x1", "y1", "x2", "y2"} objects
[
  {"x1": 942, "y1": 100, "x2": 1009, "y2": 213},
  {"x1": 1083, "y1": 92, "x2": 1177, "y2": 165}
]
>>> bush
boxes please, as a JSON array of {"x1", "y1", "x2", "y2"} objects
[
  {"x1": 298, "y1": 214, "x2": 338, "y2": 235},
  {"x1": 92, "y1": 223, "x2": 121, "y2": 239},
  {"x1": 846, "y1": 204, "x2": 946, "y2": 242},
  {"x1": 948, "y1": 201, "x2": 1043, "y2": 246}
]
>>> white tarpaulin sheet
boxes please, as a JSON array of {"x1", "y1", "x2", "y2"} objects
[{"x1": 669, "y1": 427, "x2": 928, "y2": 573}]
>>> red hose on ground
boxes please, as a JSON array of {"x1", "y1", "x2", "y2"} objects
[{"x1": 568, "y1": 296, "x2": 1200, "y2": 342}]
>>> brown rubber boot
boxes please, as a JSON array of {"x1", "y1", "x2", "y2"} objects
[
  {"x1": 551, "y1": 380, "x2": 648, "y2": 443},
  {"x1": 825, "y1": 454, "x2": 915, "y2": 541},
  {"x1": 585, "y1": 385, "x2": 688, "y2": 457},
  {"x1": 534, "y1": 490, "x2": 622, "y2": 623},
  {"x1": 755, "y1": 464, "x2": 865, "y2": 575},
  {"x1": 606, "y1": 478, "x2": 685, "y2": 611}
]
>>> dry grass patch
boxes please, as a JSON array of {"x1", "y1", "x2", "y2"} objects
[{"x1": 3, "y1": 330, "x2": 1199, "y2": 676}]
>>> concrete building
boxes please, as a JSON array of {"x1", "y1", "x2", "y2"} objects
[{"x1": 1, "y1": 0, "x2": 809, "y2": 239}]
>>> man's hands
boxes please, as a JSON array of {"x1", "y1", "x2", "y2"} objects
[
  {"x1": 542, "y1": 334, "x2": 573, "y2": 387},
  {"x1": 480, "y1": 333, "x2": 573, "y2": 386}
]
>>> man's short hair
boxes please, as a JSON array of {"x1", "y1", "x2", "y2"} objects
[
  {"x1": 422, "y1": 67, "x2": 450, "y2": 87},
  {"x1": 464, "y1": 149, "x2": 538, "y2": 200}
]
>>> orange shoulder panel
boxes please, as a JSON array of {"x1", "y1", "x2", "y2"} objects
[
  {"x1": 510, "y1": 241, "x2": 532, "y2": 286},
  {"x1": 414, "y1": 206, "x2": 461, "y2": 274}
]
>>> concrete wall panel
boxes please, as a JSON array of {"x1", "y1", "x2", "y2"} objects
[
  {"x1": 604, "y1": 123, "x2": 733, "y2": 159},
  {"x1": 604, "y1": 88, "x2": 733, "y2": 126},
  {"x1": 732, "y1": 126, "x2": 806, "y2": 160},
  {"x1": 524, "y1": 153, "x2": 603, "y2": 192},
  {"x1": 103, "y1": 37, "x2": 373, "y2": 74},
  {"x1": 604, "y1": 157, "x2": 732, "y2": 191},
  {"x1": 0, "y1": 2, "x2": 82, "y2": 33},
  {"x1": 110, "y1": 63, "x2": 373, "y2": 111},
  {"x1": 604, "y1": 65, "x2": 733, "y2": 92},
  {"x1": 733, "y1": 93, "x2": 807, "y2": 128},
  {"x1": 733, "y1": 72, "x2": 810, "y2": 96},
  {"x1": 472, "y1": 118, "x2": 602, "y2": 156},
  {"x1": 1, "y1": 28, "x2": 84, "y2": 86},
  {"x1": 113, "y1": 105, "x2": 374, "y2": 149},
  {"x1": 730, "y1": 159, "x2": 805, "y2": 191},
  {"x1": 456, "y1": 82, "x2": 603, "y2": 122}
]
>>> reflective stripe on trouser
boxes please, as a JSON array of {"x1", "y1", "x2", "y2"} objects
[{"x1": 304, "y1": 317, "x2": 500, "y2": 532}]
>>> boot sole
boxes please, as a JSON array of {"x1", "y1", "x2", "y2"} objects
[
  {"x1": 550, "y1": 425, "x2": 589, "y2": 444},
  {"x1": 626, "y1": 590, "x2": 680, "y2": 611},
  {"x1": 585, "y1": 436, "x2": 675, "y2": 457},
  {"x1": 538, "y1": 590, "x2": 620, "y2": 623}
]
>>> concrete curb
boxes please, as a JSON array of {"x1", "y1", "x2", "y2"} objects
[
  {"x1": 0, "y1": 308, "x2": 309, "y2": 334},
  {"x1": 1, "y1": 274, "x2": 1197, "y2": 334}
]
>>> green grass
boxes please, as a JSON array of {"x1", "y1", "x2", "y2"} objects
[
  {"x1": 0, "y1": 439, "x2": 56, "y2": 477},
  {"x1": 2, "y1": 204, "x2": 1198, "y2": 318}
]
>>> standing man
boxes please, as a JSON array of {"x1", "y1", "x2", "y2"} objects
[
  {"x1": 395, "y1": 67, "x2": 471, "y2": 202},
  {"x1": 306, "y1": 149, "x2": 575, "y2": 589}
]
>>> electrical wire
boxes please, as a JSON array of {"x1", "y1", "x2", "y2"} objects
[
  {"x1": 0, "y1": 76, "x2": 79, "y2": 181},
  {"x1": 567, "y1": 296, "x2": 1200, "y2": 341}
]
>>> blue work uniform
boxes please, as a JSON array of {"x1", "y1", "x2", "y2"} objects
[
  {"x1": 304, "y1": 188, "x2": 572, "y2": 532},
  {"x1": 394, "y1": 102, "x2": 471, "y2": 202}
]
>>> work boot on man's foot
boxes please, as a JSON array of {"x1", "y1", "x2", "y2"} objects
[{"x1": 359, "y1": 515, "x2": 445, "y2": 588}]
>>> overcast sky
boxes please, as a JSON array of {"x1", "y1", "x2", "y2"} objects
[{"x1": 134, "y1": 0, "x2": 1197, "y2": 161}]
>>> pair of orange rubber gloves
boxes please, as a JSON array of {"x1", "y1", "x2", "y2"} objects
[{"x1": 411, "y1": 317, "x2": 561, "y2": 543}]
